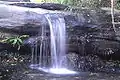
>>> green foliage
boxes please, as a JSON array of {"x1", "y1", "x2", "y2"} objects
[
  {"x1": 43, "y1": 0, "x2": 101, "y2": 8},
  {"x1": 31, "y1": 0, "x2": 120, "y2": 9},
  {"x1": 33, "y1": 0, "x2": 69, "y2": 4},
  {"x1": 2, "y1": 35, "x2": 29, "y2": 50},
  {"x1": 68, "y1": 0, "x2": 101, "y2": 8},
  {"x1": 116, "y1": 0, "x2": 120, "y2": 9},
  {"x1": 51, "y1": 0, "x2": 68, "y2": 4}
]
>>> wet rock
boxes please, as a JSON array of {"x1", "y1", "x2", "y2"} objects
[
  {"x1": 0, "y1": 50, "x2": 31, "y2": 80},
  {"x1": 1, "y1": 50, "x2": 120, "y2": 79},
  {"x1": 66, "y1": 53, "x2": 120, "y2": 73},
  {"x1": 85, "y1": 39, "x2": 120, "y2": 59}
]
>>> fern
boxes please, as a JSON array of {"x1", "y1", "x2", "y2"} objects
[{"x1": 1, "y1": 35, "x2": 29, "y2": 50}]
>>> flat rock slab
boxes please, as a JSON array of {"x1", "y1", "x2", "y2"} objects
[{"x1": 10, "y1": 3, "x2": 68, "y2": 10}]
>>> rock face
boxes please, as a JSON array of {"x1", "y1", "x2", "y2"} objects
[
  {"x1": 0, "y1": 3, "x2": 120, "y2": 61},
  {"x1": 66, "y1": 8, "x2": 120, "y2": 60}
]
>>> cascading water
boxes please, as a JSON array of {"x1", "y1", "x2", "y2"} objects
[
  {"x1": 45, "y1": 14, "x2": 66, "y2": 68},
  {"x1": 30, "y1": 13, "x2": 77, "y2": 74}
]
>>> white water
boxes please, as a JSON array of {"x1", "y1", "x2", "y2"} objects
[
  {"x1": 45, "y1": 14, "x2": 66, "y2": 68},
  {"x1": 30, "y1": 13, "x2": 77, "y2": 74}
]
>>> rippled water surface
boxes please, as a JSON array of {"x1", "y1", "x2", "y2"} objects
[{"x1": 27, "y1": 71, "x2": 120, "y2": 80}]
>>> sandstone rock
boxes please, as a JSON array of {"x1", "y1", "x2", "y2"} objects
[{"x1": 0, "y1": 3, "x2": 120, "y2": 60}]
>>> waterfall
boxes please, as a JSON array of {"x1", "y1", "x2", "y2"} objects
[
  {"x1": 45, "y1": 14, "x2": 66, "y2": 68},
  {"x1": 30, "y1": 13, "x2": 76, "y2": 74}
]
